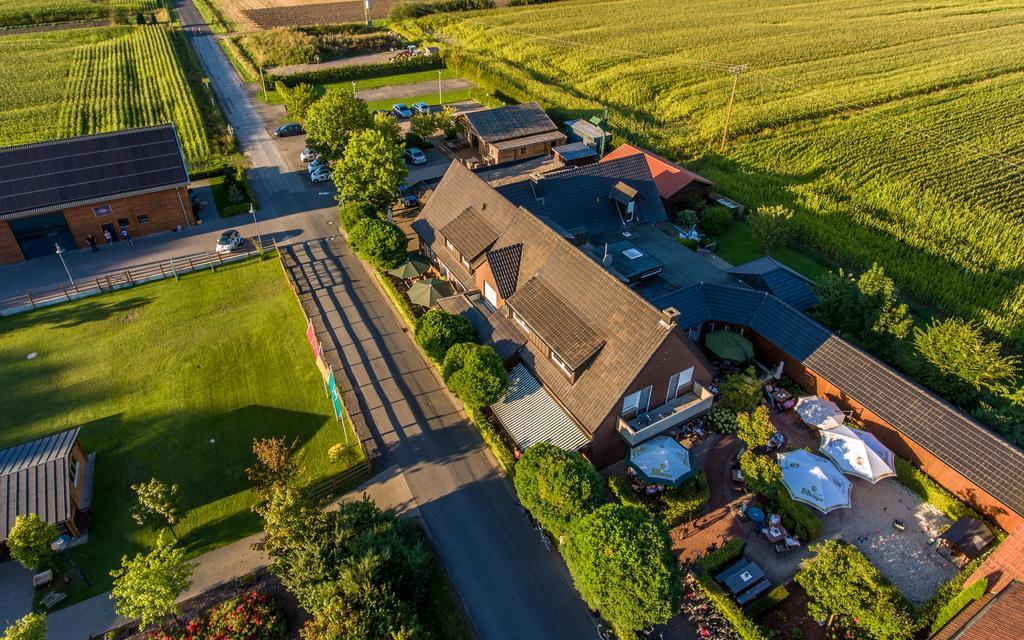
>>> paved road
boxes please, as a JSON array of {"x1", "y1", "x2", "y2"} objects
[
  {"x1": 282, "y1": 240, "x2": 598, "y2": 640},
  {"x1": 357, "y1": 78, "x2": 474, "y2": 102}
]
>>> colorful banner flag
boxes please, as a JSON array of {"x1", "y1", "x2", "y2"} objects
[
  {"x1": 315, "y1": 351, "x2": 331, "y2": 382},
  {"x1": 327, "y1": 370, "x2": 343, "y2": 420},
  {"x1": 305, "y1": 319, "x2": 320, "y2": 359}
]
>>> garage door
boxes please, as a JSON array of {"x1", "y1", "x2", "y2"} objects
[
  {"x1": 9, "y1": 212, "x2": 76, "y2": 259},
  {"x1": 483, "y1": 281, "x2": 498, "y2": 310}
]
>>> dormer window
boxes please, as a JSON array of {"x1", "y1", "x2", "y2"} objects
[
  {"x1": 610, "y1": 181, "x2": 639, "y2": 224},
  {"x1": 551, "y1": 350, "x2": 573, "y2": 377}
]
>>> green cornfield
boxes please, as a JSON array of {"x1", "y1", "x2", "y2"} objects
[
  {"x1": 0, "y1": 0, "x2": 157, "y2": 27},
  {"x1": 415, "y1": 0, "x2": 1024, "y2": 343},
  {"x1": 0, "y1": 25, "x2": 211, "y2": 169}
]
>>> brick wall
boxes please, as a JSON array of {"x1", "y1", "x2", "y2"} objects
[
  {"x1": 588, "y1": 330, "x2": 715, "y2": 468},
  {"x1": 0, "y1": 220, "x2": 24, "y2": 265},
  {"x1": 63, "y1": 186, "x2": 192, "y2": 249},
  {"x1": 752, "y1": 332, "x2": 1024, "y2": 532},
  {"x1": 967, "y1": 522, "x2": 1024, "y2": 593}
]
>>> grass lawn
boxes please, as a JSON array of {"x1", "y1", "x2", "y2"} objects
[
  {"x1": 712, "y1": 221, "x2": 831, "y2": 282},
  {"x1": 263, "y1": 68, "x2": 461, "y2": 104},
  {"x1": 0, "y1": 256, "x2": 363, "y2": 603},
  {"x1": 364, "y1": 88, "x2": 474, "y2": 113}
]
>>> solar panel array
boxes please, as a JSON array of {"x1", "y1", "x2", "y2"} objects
[{"x1": 0, "y1": 125, "x2": 187, "y2": 219}]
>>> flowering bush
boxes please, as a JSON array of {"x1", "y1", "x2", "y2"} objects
[{"x1": 148, "y1": 591, "x2": 286, "y2": 640}]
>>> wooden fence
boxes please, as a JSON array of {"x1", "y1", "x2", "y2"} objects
[
  {"x1": 0, "y1": 241, "x2": 277, "y2": 316},
  {"x1": 306, "y1": 460, "x2": 372, "y2": 504}
]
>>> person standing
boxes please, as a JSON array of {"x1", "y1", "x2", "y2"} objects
[
  {"x1": 120, "y1": 228, "x2": 134, "y2": 245},
  {"x1": 86, "y1": 234, "x2": 99, "y2": 252},
  {"x1": 103, "y1": 229, "x2": 113, "y2": 245}
]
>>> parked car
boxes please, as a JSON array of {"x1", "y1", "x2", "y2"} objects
[
  {"x1": 300, "y1": 147, "x2": 319, "y2": 163},
  {"x1": 404, "y1": 147, "x2": 427, "y2": 165},
  {"x1": 216, "y1": 229, "x2": 245, "y2": 253},
  {"x1": 397, "y1": 183, "x2": 419, "y2": 209},
  {"x1": 310, "y1": 167, "x2": 332, "y2": 183},
  {"x1": 273, "y1": 123, "x2": 304, "y2": 137},
  {"x1": 412, "y1": 102, "x2": 431, "y2": 115},
  {"x1": 308, "y1": 158, "x2": 330, "y2": 174},
  {"x1": 392, "y1": 103, "x2": 413, "y2": 119}
]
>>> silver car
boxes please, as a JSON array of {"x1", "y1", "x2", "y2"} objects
[
  {"x1": 216, "y1": 229, "x2": 244, "y2": 253},
  {"x1": 300, "y1": 147, "x2": 319, "y2": 163}
]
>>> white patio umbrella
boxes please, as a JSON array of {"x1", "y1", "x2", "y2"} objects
[
  {"x1": 777, "y1": 449, "x2": 852, "y2": 514},
  {"x1": 819, "y1": 425, "x2": 896, "y2": 483},
  {"x1": 794, "y1": 396, "x2": 846, "y2": 430},
  {"x1": 628, "y1": 436, "x2": 694, "y2": 487}
]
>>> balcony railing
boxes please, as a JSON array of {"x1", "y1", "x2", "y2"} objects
[{"x1": 617, "y1": 381, "x2": 715, "y2": 446}]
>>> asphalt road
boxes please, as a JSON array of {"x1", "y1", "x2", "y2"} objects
[{"x1": 176, "y1": 3, "x2": 600, "y2": 639}]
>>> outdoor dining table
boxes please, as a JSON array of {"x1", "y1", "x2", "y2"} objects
[
  {"x1": 716, "y1": 560, "x2": 767, "y2": 595},
  {"x1": 770, "y1": 388, "x2": 795, "y2": 410},
  {"x1": 762, "y1": 525, "x2": 788, "y2": 543}
]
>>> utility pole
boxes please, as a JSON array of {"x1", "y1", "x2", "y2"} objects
[
  {"x1": 599, "y1": 106, "x2": 608, "y2": 159},
  {"x1": 250, "y1": 204, "x2": 262, "y2": 249},
  {"x1": 364, "y1": 0, "x2": 372, "y2": 27},
  {"x1": 258, "y1": 65, "x2": 267, "y2": 102},
  {"x1": 719, "y1": 64, "x2": 748, "y2": 153},
  {"x1": 351, "y1": 80, "x2": 357, "y2": 96}
]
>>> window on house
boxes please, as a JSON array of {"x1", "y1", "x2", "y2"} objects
[
  {"x1": 551, "y1": 350, "x2": 573, "y2": 376},
  {"x1": 137, "y1": 214, "x2": 150, "y2": 224},
  {"x1": 70, "y1": 459, "x2": 79, "y2": 487},
  {"x1": 667, "y1": 367, "x2": 695, "y2": 402},
  {"x1": 511, "y1": 309, "x2": 531, "y2": 334},
  {"x1": 461, "y1": 255, "x2": 471, "y2": 269},
  {"x1": 621, "y1": 385, "x2": 652, "y2": 420}
]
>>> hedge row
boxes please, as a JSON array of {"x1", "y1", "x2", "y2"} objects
[
  {"x1": 373, "y1": 269, "x2": 419, "y2": 330},
  {"x1": 694, "y1": 574, "x2": 771, "y2": 640},
  {"x1": 696, "y1": 538, "x2": 744, "y2": 575},
  {"x1": 894, "y1": 457, "x2": 985, "y2": 523},
  {"x1": 608, "y1": 475, "x2": 647, "y2": 510},
  {"x1": 660, "y1": 472, "x2": 709, "y2": 527},
  {"x1": 745, "y1": 585, "x2": 790, "y2": 619},
  {"x1": 929, "y1": 578, "x2": 987, "y2": 635},
  {"x1": 389, "y1": 0, "x2": 494, "y2": 20},
  {"x1": 271, "y1": 55, "x2": 444, "y2": 88},
  {"x1": 466, "y1": 406, "x2": 517, "y2": 476}
]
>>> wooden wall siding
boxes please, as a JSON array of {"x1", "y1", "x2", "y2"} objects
[
  {"x1": 0, "y1": 220, "x2": 24, "y2": 265},
  {"x1": 752, "y1": 332, "x2": 1024, "y2": 532},
  {"x1": 491, "y1": 141, "x2": 555, "y2": 165},
  {"x1": 62, "y1": 186, "x2": 191, "y2": 250},
  {"x1": 588, "y1": 330, "x2": 715, "y2": 469}
]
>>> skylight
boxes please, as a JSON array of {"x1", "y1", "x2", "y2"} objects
[{"x1": 622, "y1": 248, "x2": 644, "y2": 260}]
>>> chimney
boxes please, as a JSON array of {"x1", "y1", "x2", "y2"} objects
[
  {"x1": 660, "y1": 307, "x2": 680, "y2": 328},
  {"x1": 529, "y1": 173, "x2": 544, "y2": 202}
]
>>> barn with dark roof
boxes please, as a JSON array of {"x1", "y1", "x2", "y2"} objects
[{"x1": 0, "y1": 124, "x2": 192, "y2": 264}]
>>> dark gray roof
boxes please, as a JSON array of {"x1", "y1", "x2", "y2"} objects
[
  {"x1": 508, "y1": 276, "x2": 605, "y2": 370},
  {"x1": 650, "y1": 282, "x2": 1024, "y2": 517},
  {"x1": 495, "y1": 155, "x2": 668, "y2": 236},
  {"x1": 0, "y1": 428, "x2": 80, "y2": 541},
  {"x1": 729, "y1": 257, "x2": 818, "y2": 311},
  {"x1": 486, "y1": 243, "x2": 522, "y2": 299},
  {"x1": 439, "y1": 207, "x2": 499, "y2": 260},
  {"x1": 436, "y1": 294, "x2": 526, "y2": 362},
  {"x1": 604, "y1": 240, "x2": 663, "y2": 281},
  {"x1": 462, "y1": 102, "x2": 558, "y2": 144},
  {"x1": 553, "y1": 142, "x2": 598, "y2": 162},
  {"x1": 0, "y1": 125, "x2": 188, "y2": 221}
]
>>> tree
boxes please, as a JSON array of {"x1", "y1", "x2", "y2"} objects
[
  {"x1": 301, "y1": 589, "x2": 422, "y2": 640},
  {"x1": 739, "y1": 450, "x2": 781, "y2": 494},
  {"x1": 441, "y1": 342, "x2": 509, "y2": 409},
  {"x1": 717, "y1": 367, "x2": 762, "y2": 413},
  {"x1": 814, "y1": 264, "x2": 911, "y2": 351},
  {"x1": 285, "y1": 83, "x2": 319, "y2": 121},
  {"x1": 304, "y1": 89, "x2": 372, "y2": 159},
  {"x1": 796, "y1": 540, "x2": 916, "y2": 640},
  {"x1": 2, "y1": 613, "x2": 46, "y2": 640},
  {"x1": 110, "y1": 531, "x2": 194, "y2": 629},
  {"x1": 914, "y1": 318, "x2": 1019, "y2": 406},
  {"x1": 698, "y1": 205, "x2": 733, "y2": 236},
  {"x1": 747, "y1": 204, "x2": 794, "y2": 253},
  {"x1": 736, "y1": 405, "x2": 775, "y2": 450},
  {"x1": 373, "y1": 111, "x2": 403, "y2": 146},
  {"x1": 338, "y1": 200, "x2": 379, "y2": 232},
  {"x1": 246, "y1": 436, "x2": 300, "y2": 498},
  {"x1": 348, "y1": 217, "x2": 407, "y2": 270},
  {"x1": 131, "y1": 478, "x2": 182, "y2": 531},
  {"x1": 433, "y1": 105, "x2": 459, "y2": 138},
  {"x1": 408, "y1": 113, "x2": 437, "y2": 140},
  {"x1": 414, "y1": 309, "x2": 476, "y2": 362},
  {"x1": 339, "y1": 128, "x2": 408, "y2": 212},
  {"x1": 513, "y1": 443, "x2": 604, "y2": 537},
  {"x1": 7, "y1": 514, "x2": 58, "y2": 570},
  {"x1": 562, "y1": 504, "x2": 679, "y2": 637}
]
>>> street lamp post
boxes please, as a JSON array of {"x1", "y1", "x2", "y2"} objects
[
  {"x1": 438, "y1": 69, "x2": 443, "y2": 106},
  {"x1": 54, "y1": 243, "x2": 76, "y2": 291},
  {"x1": 352, "y1": 81, "x2": 357, "y2": 96},
  {"x1": 250, "y1": 204, "x2": 263, "y2": 249}
]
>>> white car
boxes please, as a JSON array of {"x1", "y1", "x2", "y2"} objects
[
  {"x1": 404, "y1": 147, "x2": 427, "y2": 165},
  {"x1": 411, "y1": 102, "x2": 431, "y2": 115},
  {"x1": 310, "y1": 167, "x2": 332, "y2": 183},
  {"x1": 308, "y1": 158, "x2": 329, "y2": 174},
  {"x1": 216, "y1": 229, "x2": 244, "y2": 253},
  {"x1": 300, "y1": 147, "x2": 319, "y2": 163}
]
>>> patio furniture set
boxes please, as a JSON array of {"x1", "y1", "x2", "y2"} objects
[{"x1": 715, "y1": 557, "x2": 773, "y2": 606}]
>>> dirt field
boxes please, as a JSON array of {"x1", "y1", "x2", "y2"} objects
[{"x1": 215, "y1": 0, "x2": 400, "y2": 30}]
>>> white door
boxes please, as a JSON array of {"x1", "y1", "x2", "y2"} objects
[
  {"x1": 483, "y1": 281, "x2": 498, "y2": 310},
  {"x1": 667, "y1": 367, "x2": 695, "y2": 402}
]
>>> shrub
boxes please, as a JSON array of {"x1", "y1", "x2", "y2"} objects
[
  {"x1": 272, "y1": 54, "x2": 443, "y2": 88},
  {"x1": 236, "y1": 28, "x2": 318, "y2": 67},
  {"x1": 693, "y1": 574, "x2": 770, "y2": 640},
  {"x1": 2, "y1": 613, "x2": 46, "y2": 640},
  {"x1": 608, "y1": 475, "x2": 648, "y2": 510},
  {"x1": 659, "y1": 472, "x2": 709, "y2": 527},
  {"x1": 718, "y1": 367, "x2": 763, "y2": 413},
  {"x1": 676, "y1": 209, "x2": 698, "y2": 227},
  {"x1": 920, "y1": 555, "x2": 989, "y2": 630},
  {"x1": 338, "y1": 200, "x2": 378, "y2": 232},
  {"x1": 914, "y1": 318, "x2": 1019, "y2": 407},
  {"x1": 745, "y1": 585, "x2": 790, "y2": 619},
  {"x1": 699, "y1": 205, "x2": 733, "y2": 236},
  {"x1": 929, "y1": 578, "x2": 987, "y2": 635},
  {"x1": 737, "y1": 405, "x2": 774, "y2": 450},
  {"x1": 348, "y1": 218, "x2": 407, "y2": 270},
  {"x1": 441, "y1": 343, "x2": 508, "y2": 408},
  {"x1": 696, "y1": 538, "x2": 744, "y2": 574},
  {"x1": 563, "y1": 505, "x2": 679, "y2": 637},
  {"x1": 389, "y1": 0, "x2": 494, "y2": 21},
  {"x1": 465, "y1": 406, "x2": 517, "y2": 475},
  {"x1": 894, "y1": 457, "x2": 983, "y2": 522},
  {"x1": 514, "y1": 443, "x2": 604, "y2": 537},
  {"x1": 7, "y1": 514, "x2": 58, "y2": 570},
  {"x1": 284, "y1": 83, "x2": 319, "y2": 120},
  {"x1": 415, "y1": 308, "x2": 477, "y2": 362},
  {"x1": 771, "y1": 487, "x2": 822, "y2": 540},
  {"x1": 747, "y1": 204, "x2": 794, "y2": 253},
  {"x1": 205, "y1": 591, "x2": 286, "y2": 639},
  {"x1": 705, "y1": 405, "x2": 739, "y2": 434}
]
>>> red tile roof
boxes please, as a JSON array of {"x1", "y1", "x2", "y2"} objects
[
  {"x1": 601, "y1": 144, "x2": 713, "y2": 200},
  {"x1": 968, "y1": 522, "x2": 1024, "y2": 593},
  {"x1": 930, "y1": 580, "x2": 1024, "y2": 640}
]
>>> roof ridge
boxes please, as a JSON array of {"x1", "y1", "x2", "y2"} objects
[{"x1": 0, "y1": 123, "x2": 176, "y2": 154}]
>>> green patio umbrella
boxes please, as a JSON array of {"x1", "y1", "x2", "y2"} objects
[
  {"x1": 627, "y1": 436, "x2": 694, "y2": 488},
  {"x1": 388, "y1": 253, "x2": 430, "y2": 280},
  {"x1": 407, "y1": 278, "x2": 454, "y2": 307},
  {"x1": 704, "y1": 330, "x2": 754, "y2": 363}
]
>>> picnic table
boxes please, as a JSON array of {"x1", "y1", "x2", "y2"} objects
[{"x1": 716, "y1": 560, "x2": 766, "y2": 595}]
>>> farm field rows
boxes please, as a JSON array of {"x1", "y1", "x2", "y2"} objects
[
  {"x1": 0, "y1": 25, "x2": 214, "y2": 170},
  {"x1": 209, "y1": 0, "x2": 392, "y2": 30},
  {"x1": 0, "y1": 0, "x2": 156, "y2": 27},
  {"x1": 418, "y1": 0, "x2": 1024, "y2": 342}
]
